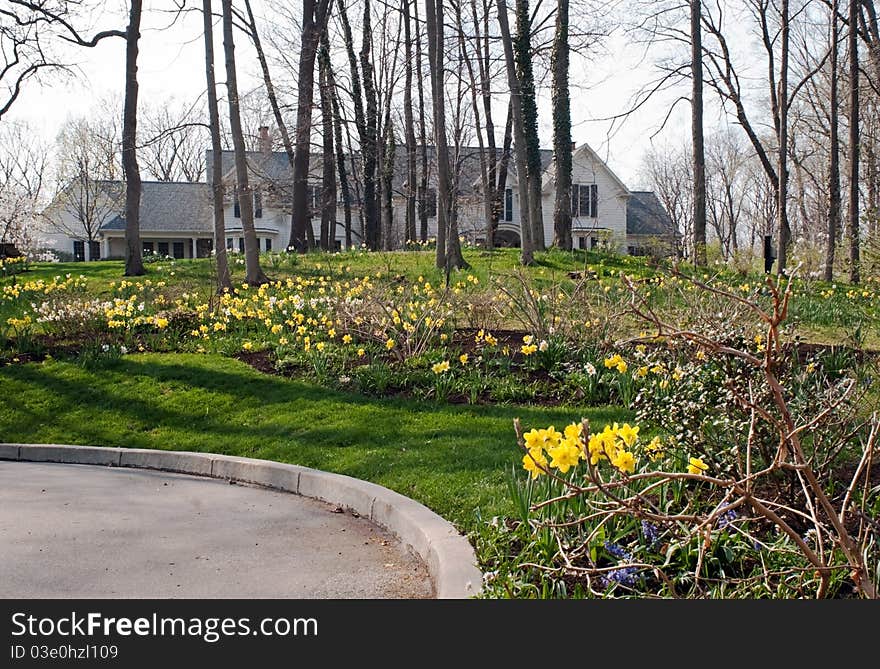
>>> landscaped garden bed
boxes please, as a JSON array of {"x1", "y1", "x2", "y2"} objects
[{"x1": 2, "y1": 247, "x2": 878, "y2": 597}]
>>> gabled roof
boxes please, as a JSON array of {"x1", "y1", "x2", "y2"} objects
[
  {"x1": 626, "y1": 191, "x2": 677, "y2": 237},
  {"x1": 98, "y1": 181, "x2": 213, "y2": 234},
  {"x1": 540, "y1": 142, "x2": 631, "y2": 197}
]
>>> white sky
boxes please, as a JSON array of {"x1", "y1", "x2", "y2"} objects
[{"x1": 7, "y1": 0, "x2": 708, "y2": 189}]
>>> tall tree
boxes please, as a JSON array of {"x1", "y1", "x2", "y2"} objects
[
  {"x1": 473, "y1": 0, "x2": 499, "y2": 249},
  {"x1": 290, "y1": 0, "x2": 333, "y2": 252},
  {"x1": 425, "y1": 0, "x2": 448, "y2": 269},
  {"x1": 513, "y1": 0, "x2": 545, "y2": 250},
  {"x1": 329, "y1": 68, "x2": 353, "y2": 249},
  {"x1": 414, "y1": 0, "x2": 430, "y2": 243},
  {"x1": 202, "y1": 0, "x2": 231, "y2": 291},
  {"x1": 221, "y1": 0, "x2": 267, "y2": 284},
  {"x1": 776, "y1": 0, "x2": 792, "y2": 274},
  {"x1": 847, "y1": 0, "x2": 860, "y2": 282},
  {"x1": 360, "y1": 0, "x2": 381, "y2": 250},
  {"x1": 497, "y1": 0, "x2": 533, "y2": 264},
  {"x1": 551, "y1": 0, "x2": 572, "y2": 249},
  {"x1": 691, "y1": 0, "x2": 707, "y2": 266},
  {"x1": 825, "y1": 0, "x2": 841, "y2": 282},
  {"x1": 122, "y1": 0, "x2": 144, "y2": 276},
  {"x1": 318, "y1": 33, "x2": 336, "y2": 251},
  {"x1": 428, "y1": 0, "x2": 467, "y2": 269},
  {"x1": 242, "y1": 0, "x2": 307, "y2": 252},
  {"x1": 336, "y1": 0, "x2": 368, "y2": 242},
  {"x1": 402, "y1": 0, "x2": 417, "y2": 244}
]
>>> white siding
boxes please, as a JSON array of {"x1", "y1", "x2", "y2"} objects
[{"x1": 541, "y1": 146, "x2": 629, "y2": 250}]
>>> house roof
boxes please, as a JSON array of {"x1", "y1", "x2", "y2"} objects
[
  {"x1": 99, "y1": 181, "x2": 213, "y2": 234},
  {"x1": 626, "y1": 191, "x2": 677, "y2": 237},
  {"x1": 206, "y1": 146, "x2": 554, "y2": 198}
]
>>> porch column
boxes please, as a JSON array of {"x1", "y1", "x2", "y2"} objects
[{"x1": 191, "y1": 237, "x2": 197, "y2": 259}]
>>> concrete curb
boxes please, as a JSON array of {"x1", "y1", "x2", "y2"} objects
[{"x1": 0, "y1": 443, "x2": 483, "y2": 599}]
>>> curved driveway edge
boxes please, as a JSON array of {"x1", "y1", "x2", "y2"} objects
[{"x1": 0, "y1": 443, "x2": 483, "y2": 599}]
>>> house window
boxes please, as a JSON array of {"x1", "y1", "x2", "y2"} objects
[
  {"x1": 254, "y1": 189, "x2": 262, "y2": 218},
  {"x1": 503, "y1": 188, "x2": 513, "y2": 222},
  {"x1": 233, "y1": 189, "x2": 240, "y2": 218},
  {"x1": 419, "y1": 186, "x2": 437, "y2": 218},
  {"x1": 73, "y1": 240, "x2": 85, "y2": 262},
  {"x1": 264, "y1": 237, "x2": 272, "y2": 252},
  {"x1": 88, "y1": 240, "x2": 100, "y2": 261},
  {"x1": 158, "y1": 242, "x2": 169, "y2": 257},
  {"x1": 572, "y1": 184, "x2": 598, "y2": 218},
  {"x1": 238, "y1": 238, "x2": 244, "y2": 253},
  {"x1": 143, "y1": 241, "x2": 154, "y2": 255},
  {"x1": 226, "y1": 237, "x2": 233, "y2": 250},
  {"x1": 173, "y1": 241, "x2": 185, "y2": 259},
  {"x1": 578, "y1": 236, "x2": 587, "y2": 250}
]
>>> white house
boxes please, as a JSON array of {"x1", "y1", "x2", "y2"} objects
[{"x1": 40, "y1": 132, "x2": 675, "y2": 260}]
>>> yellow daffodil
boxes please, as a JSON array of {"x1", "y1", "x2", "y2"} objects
[{"x1": 687, "y1": 457, "x2": 709, "y2": 475}]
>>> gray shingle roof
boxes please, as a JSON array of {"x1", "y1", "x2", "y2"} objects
[
  {"x1": 99, "y1": 181, "x2": 213, "y2": 234},
  {"x1": 206, "y1": 146, "x2": 553, "y2": 197},
  {"x1": 626, "y1": 191, "x2": 676, "y2": 237}
]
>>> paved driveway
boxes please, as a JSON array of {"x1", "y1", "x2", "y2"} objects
[{"x1": 0, "y1": 461, "x2": 432, "y2": 598}]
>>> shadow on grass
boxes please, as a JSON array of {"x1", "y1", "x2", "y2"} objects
[{"x1": 0, "y1": 354, "x2": 631, "y2": 520}]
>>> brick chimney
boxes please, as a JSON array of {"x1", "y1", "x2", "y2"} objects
[
  {"x1": 571, "y1": 141, "x2": 577, "y2": 151},
  {"x1": 259, "y1": 125, "x2": 271, "y2": 153}
]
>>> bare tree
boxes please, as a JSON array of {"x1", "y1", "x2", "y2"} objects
[
  {"x1": 825, "y1": 0, "x2": 841, "y2": 281},
  {"x1": 221, "y1": 0, "x2": 267, "y2": 284},
  {"x1": 139, "y1": 101, "x2": 209, "y2": 182},
  {"x1": 203, "y1": 0, "x2": 231, "y2": 291},
  {"x1": 497, "y1": 0, "x2": 533, "y2": 264},
  {"x1": 318, "y1": 31, "x2": 336, "y2": 250},
  {"x1": 289, "y1": 0, "x2": 332, "y2": 252},
  {"x1": 848, "y1": 0, "x2": 860, "y2": 282},
  {"x1": 691, "y1": 0, "x2": 707, "y2": 266},
  {"x1": 48, "y1": 119, "x2": 123, "y2": 257},
  {"x1": 0, "y1": 121, "x2": 49, "y2": 251}
]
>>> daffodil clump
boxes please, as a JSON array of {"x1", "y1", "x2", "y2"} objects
[{"x1": 521, "y1": 422, "x2": 644, "y2": 478}]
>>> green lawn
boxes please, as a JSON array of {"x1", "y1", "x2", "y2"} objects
[{"x1": 0, "y1": 352, "x2": 629, "y2": 529}]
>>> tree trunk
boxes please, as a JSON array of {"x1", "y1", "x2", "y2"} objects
[
  {"x1": 122, "y1": 0, "x2": 144, "y2": 277},
  {"x1": 402, "y1": 0, "x2": 417, "y2": 244},
  {"x1": 551, "y1": 0, "x2": 572, "y2": 250},
  {"x1": 360, "y1": 0, "x2": 380, "y2": 250},
  {"x1": 414, "y1": 0, "x2": 429, "y2": 243},
  {"x1": 318, "y1": 34, "x2": 336, "y2": 251},
  {"x1": 221, "y1": 0, "x2": 267, "y2": 285},
  {"x1": 514, "y1": 0, "x2": 545, "y2": 250},
  {"x1": 290, "y1": 0, "x2": 332, "y2": 253},
  {"x1": 691, "y1": 0, "x2": 707, "y2": 267},
  {"x1": 825, "y1": 0, "x2": 841, "y2": 282},
  {"x1": 776, "y1": 0, "x2": 792, "y2": 274},
  {"x1": 497, "y1": 0, "x2": 533, "y2": 264},
  {"x1": 203, "y1": 0, "x2": 231, "y2": 291},
  {"x1": 425, "y1": 0, "x2": 447, "y2": 269},
  {"x1": 848, "y1": 0, "x2": 860, "y2": 283},
  {"x1": 382, "y1": 122, "x2": 396, "y2": 250}
]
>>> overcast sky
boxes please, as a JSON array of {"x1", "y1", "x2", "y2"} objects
[{"x1": 6, "y1": 0, "x2": 717, "y2": 189}]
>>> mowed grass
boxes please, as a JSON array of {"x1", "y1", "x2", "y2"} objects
[{"x1": 0, "y1": 352, "x2": 629, "y2": 528}]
